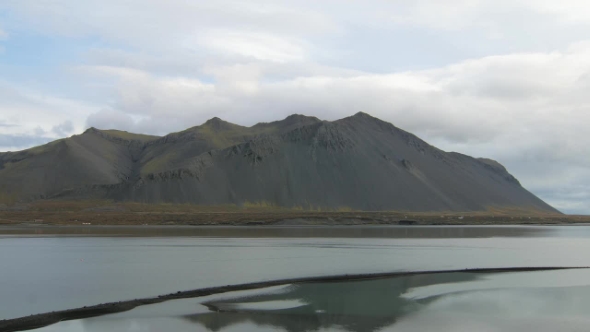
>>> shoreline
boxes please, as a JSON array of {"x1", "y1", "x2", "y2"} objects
[
  {"x1": 1, "y1": 213, "x2": 589, "y2": 227},
  {"x1": 0, "y1": 266, "x2": 587, "y2": 332},
  {"x1": 0, "y1": 223, "x2": 586, "y2": 238}
]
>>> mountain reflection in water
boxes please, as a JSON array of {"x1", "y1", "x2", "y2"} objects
[
  {"x1": 30, "y1": 269, "x2": 590, "y2": 332},
  {"x1": 186, "y1": 273, "x2": 479, "y2": 332}
]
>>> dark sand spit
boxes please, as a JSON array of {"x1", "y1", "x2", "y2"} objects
[{"x1": 1, "y1": 267, "x2": 587, "y2": 332}]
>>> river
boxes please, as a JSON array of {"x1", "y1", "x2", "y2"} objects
[{"x1": 2, "y1": 225, "x2": 590, "y2": 331}]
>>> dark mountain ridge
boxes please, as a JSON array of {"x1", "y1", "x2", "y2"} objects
[{"x1": 0, "y1": 113, "x2": 559, "y2": 213}]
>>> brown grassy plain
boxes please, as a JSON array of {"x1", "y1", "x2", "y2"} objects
[{"x1": 0, "y1": 200, "x2": 587, "y2": 226}]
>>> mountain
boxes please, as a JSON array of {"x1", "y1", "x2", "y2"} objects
[{"x1": 0, "y1": 113, "x2": 559, "y2": 213}]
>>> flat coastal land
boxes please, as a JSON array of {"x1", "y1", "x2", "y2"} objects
[{"x1": 0, "y1": 200, "x2": 587, "y2": 226}]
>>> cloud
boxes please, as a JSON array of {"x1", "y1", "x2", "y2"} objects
[
  {"x1": 3, "y1": 0, "x2": 590, "y2": 213},
  {"x1": 77, "y1": 65, "x2": 226, "y2": 122},
  {"x1": 0, "y1": 81, "x2": 100, "y2": 140},
  {"x1": 81, "y1": 42, "x2": 590, "y2": 147},
  {"x1": 86, "y1": 109, "x2": 135, "y2": 131},
  {"x1": 372, "y1": 0, "x2": 590, "y2": 32},
  {"x1": 529, "y1": 0, "x2": 590, "y2": 23},
  {"x1": 197, "y1": 30, "x2": 308, "y2": 63},
  {"x1": 2, "y1": 0, "x2": 336, "y2": 51},
  {"x1": 51, "y1": 120, "x2": 74, "y2": 137},
  {"x1": 33, "y1": 126, "x2": 47, "y2": 136},
  {"x1": 385, "y1": 0, "x2": 492, "y2": 31},
  {"x1": 0, "y1": 134, "x2": 53, "y2": 152},
  {"x1": 0, "y1": 122, "x2": 17, "y2": 128}
]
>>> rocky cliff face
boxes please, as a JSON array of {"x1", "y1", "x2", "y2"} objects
[{"x1": 0, "y1": 113, "x2": 560, "y2": 213}]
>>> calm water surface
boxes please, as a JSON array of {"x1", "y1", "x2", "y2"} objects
[
  {"x1": 2, "y1": 225, "x2": 590, "y2": 331},
  {"x1": 33, "y1": 269, "x2": 590, "y2": 332}
]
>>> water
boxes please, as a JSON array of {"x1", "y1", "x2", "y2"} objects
[
  {"x1": 31, "y1": 269, "x2": 590, "y2": 332},
  {"x1": 2, "y1": 225, "x2": 590, "y2": 331}
]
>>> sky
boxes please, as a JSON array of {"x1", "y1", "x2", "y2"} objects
[{"x1": 1, "y1": 0, "x2": 590, "y2": 213}]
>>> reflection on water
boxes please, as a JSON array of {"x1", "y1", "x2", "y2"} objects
[
  {"x1": 393, "y1": 284, "x2": 590, "y2": 331},
  {"x1": 189, "y1": 273, "x2": 479, "y2": 332},
  {"x1": 5, "y1": 225, "x2": 590, "y2": 320},
  {"x1": 33, "y1": 269, "x2": 590, "y2": 332}
]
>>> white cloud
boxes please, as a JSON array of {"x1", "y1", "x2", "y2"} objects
[
  {"x1": 86, "y1": 109, "x2": 135, "y2": 131},
  {"x1": 78, "y1": 41, "x2": 590, "y2": 152},
  {"x1": 203, "y1": 63, "x2": 262, "y2": 95},
  {"x1": 0, "y1": 81, "x2": 100, "y2": 141},
  {"x1": 529, "y1": 0, "x2": 590, "y2": 23},
  {"x1": 197, "y1": 30, "x2": 308, "y2": 63},
  {"x1": 2, "y1": 0, "x2": 336, "y2": 52},
  {"x1": 51, "y1": 120, "x2": 74, "y2": 136},
  {"x1": 0, "y1": 134, "x2": 53, "y2": 152},
  {"x1": 3, "y1": 0, "x2": 590, "y2": 212},
  {"x1": 75, "y1": 65, "x2": 228, "y2": 132},
  {"x1": 376, "y1": 0, "x2": 590, "y2": 31},
  {"x1": 385, "y1": 0, "x2": 490, "y2": 30}
]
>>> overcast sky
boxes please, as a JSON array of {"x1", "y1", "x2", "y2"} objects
[{"x1": 1, "y1": 0, "x2": 589, "y2": 213}]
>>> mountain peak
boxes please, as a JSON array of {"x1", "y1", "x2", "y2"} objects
[
  {"x1": 353, "y1": 111, "x2": 371, "y2": 117},
  {"x1": 341, "y1": 111, "x2": 386, "y2": 126},
  {"x1": 204, "y1": 117, "x2": 225, "y2": 125},
  {"x1": 202, "y1": 117, "x2": 240, "y2": 131},
  {"x1": 83, "y1": 127, "x2": 100, "y2": 134},
  {"x1": 347, "y1": 112, "x2": 380, "y2": 122},
  {"x1": 252, "y1": 114, "x2": 321, "y2": 131},
  {"x1": 206, "y1": 116, "x2": 223, "y2": 122},
  {"x1": 282, "y1": 114, "x2": 321, "y2": 124}
]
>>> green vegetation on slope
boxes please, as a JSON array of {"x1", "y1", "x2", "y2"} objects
[
  {"x1": 138, "y1": 115, "x2": 321, "y2": 175},
  {"x1": 99, "y1": 129, "x2": 160, "y2": 141}
]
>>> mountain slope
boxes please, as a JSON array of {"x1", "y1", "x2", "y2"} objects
[
  {"x1": 0, "y1": 113, "x2": 559, "y2": 213},
  {"x1": 136, "y1": 114, "x2": 322, "y2": 176},
  {"x1": 0, "y1": 129, "x2": 157, "y2": 200}
]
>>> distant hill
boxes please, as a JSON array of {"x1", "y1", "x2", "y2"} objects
[{"x1": 0, "y1": 113, "x2": 560, "y2": 213}]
